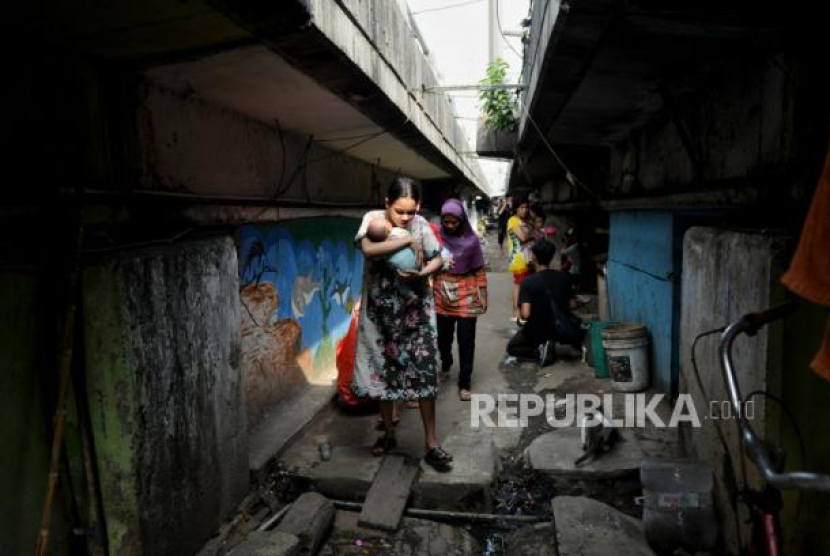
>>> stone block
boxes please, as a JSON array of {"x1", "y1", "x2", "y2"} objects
[
  {"x1": 358, "y1": 455, "x2": 419, "y2": 531},
  {"x1": 525, "y1": 427, "x2": 643, "y2": 479},
  {"x1": 229, "y1": 530, "x2": 300, "y2": 556},
  {"x1": 275, "y1": 492, "x2": 335, "y2": 556},
  {"x1": 552, "y1": 496, "x2": 656, "y2": 556},
  {"x1": 503, "y1": 523, "x2": 556, "y2": 556},
  {"x1": 83, "y1": 237, "x2": 248, "y2": 556}
]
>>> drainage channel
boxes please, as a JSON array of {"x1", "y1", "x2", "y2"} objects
[
  {"x1": 474, "y1": 359, "x2": 644, "y2": 555},
  {"x1": 199, "y1": 358, "x2": 644, "y2": 555},
  {"x1": 474, "y1": 358, "x2": 557, "y2": 555}
]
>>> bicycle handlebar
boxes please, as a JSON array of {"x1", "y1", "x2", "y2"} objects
[
  {"x1": 742, "y1": 303, "x2": 796, "y2": 335},
  {"x1": 719, "y1": 303, "x2": 830, "y2": 492}
]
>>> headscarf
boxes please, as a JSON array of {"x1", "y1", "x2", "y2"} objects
[{"x1": 440, "y1": 199, "x2": 485, "y2": 275}]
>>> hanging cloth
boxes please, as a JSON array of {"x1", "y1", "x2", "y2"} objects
[{"x1": 781, "y1": 135, "x2": 830, "y2": 380}]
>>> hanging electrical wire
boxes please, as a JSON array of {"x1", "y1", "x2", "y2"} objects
[
  {"x1": 494, "y1": 0, "x2": 524, "y2": 60},
  {"x1": 522, "y1": 104, "x2": 601, "y2": 201},
  {"x1": 316, "y1": 129, "x2": 389, "y2": 142},
  {"x1": 304, "y1": 129, "x2": 389, "y2": 166},
  {"x1": 497, "y1": 0, "x2": 583, "y2": 199},
  {"x1": 250, "y1": 117, "x2": 411, "y2": 221},
  {"x1": 411, "y1": 0, "x2": 484, "y2": 16},
  {"x1": 274, "y1": 118, "x2": 287, "y2": 198}
]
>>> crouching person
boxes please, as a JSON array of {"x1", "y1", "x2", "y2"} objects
[{"x1": 507, "y1": 240, "x2": 578, "y2": 366}]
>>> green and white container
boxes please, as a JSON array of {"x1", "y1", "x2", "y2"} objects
[{"x1": 601, "y1": 323, "x2": 650, "y2": 391}]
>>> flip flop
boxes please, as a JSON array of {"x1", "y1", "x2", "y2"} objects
[
  {"x1": 458, "y1": 389, "x2": 473, "y2": 401},
  {"x1": 371, "y1": 436, "x2": 397, "y2": 457},
  {"x1": 423, "y1": 446, "x2": 453, "y2": 472}
]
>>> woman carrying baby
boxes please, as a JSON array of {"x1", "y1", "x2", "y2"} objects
[{"x1": 352, "y1": 177, "x2": 453, "y2": 471}]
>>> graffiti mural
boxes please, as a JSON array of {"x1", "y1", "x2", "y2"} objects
[{"x1": 237, "y1": 217, "x2": 363, "y2": 428}]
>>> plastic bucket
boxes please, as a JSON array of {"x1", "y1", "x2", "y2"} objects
[
  {"x1": 587, "y1": 321, "x2": 618, "y2": 378},
  {"x1": 601, "y1": 323, "x2": 649, "y2": 391}
]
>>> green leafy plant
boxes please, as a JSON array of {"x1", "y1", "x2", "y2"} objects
[{"x1": 479, "y1": 58, "x2": 517, "y2": 132}]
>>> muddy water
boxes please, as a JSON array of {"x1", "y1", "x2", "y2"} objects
[{"x1": 477, "y1": 363, "x2": 643, "y2": 555}]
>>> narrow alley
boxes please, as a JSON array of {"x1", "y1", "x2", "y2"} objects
[
  {"x1": 3, "y1": 2, "x2": 830, "y2": 556},
  {"x1": 232, "y1": 231, "x2": 680, "y2": 555}
]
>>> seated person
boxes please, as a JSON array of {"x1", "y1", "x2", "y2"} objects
[
  {"x1": 507, "y1": 240, "x2": 578, "y2": 366},
  {"x1": 365, "y1": 216, "x2": 422, "y2": 303}
]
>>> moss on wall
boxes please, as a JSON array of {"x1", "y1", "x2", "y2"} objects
[
  {"x1": 83, "y1": 263, "x2": 142, "y2": 556},
  {"x1": 82, "y1": 237, "x2": 248, "y2": 555}
]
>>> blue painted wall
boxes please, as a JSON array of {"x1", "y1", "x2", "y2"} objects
[
  {"x1": 238, "y1": 217, "x2": 364, "y2": 369},
  {"x1": 607, "y1": 211, "x2": 677, "y2": 393}
]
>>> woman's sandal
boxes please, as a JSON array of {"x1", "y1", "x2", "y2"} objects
[
  {"x1": 423, "y1": 446, "x2": 453, "y2": 472},
  {"x1": 371, "y1": 436, "x2": 397, "y2": 457},
  {"x1": 374, "y1": 415, "x2": 401, "y2": 431}
]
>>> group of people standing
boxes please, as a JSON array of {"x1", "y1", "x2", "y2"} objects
[{"x1": 345, "y1": 178, "x2": 579, "y2": 472}]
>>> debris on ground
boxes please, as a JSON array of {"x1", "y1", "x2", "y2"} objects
[
  {"x1": 197, "y1": 462, "x2": 312, "y2": 556},
  {"x1": 274, "y1": 492, "x2": 335, "y2": 556}
]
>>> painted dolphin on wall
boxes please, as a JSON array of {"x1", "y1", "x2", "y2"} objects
[
  {"x1": 331, "y1": 280, "x2": 351, "y2": 307},
  {"x1": 291, "y1": 275, "x2": 321, "y2": 319}
]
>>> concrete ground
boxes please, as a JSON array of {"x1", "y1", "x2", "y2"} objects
[
  {"x1": 277, "y1": 270, "x2": 525, "y2": 510},
  {"x1": 276, "y1": 229, "x2": 528, "y2": 508},
  {"x1": 276, "y1": 230, "x2": 679, "y2": 511},
  {"x1": 224, "y1": 232, "x2": 681, "y2": 555}
]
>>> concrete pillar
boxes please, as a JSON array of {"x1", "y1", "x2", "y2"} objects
[
  {"x1": 679, "y1": 227, "x2": 788, "y2": 554},
  {"x1": 83, "y1": 236, "x2": 248, "y2": 556}
]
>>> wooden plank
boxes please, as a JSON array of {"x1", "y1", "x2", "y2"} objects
[{"x1": 357, "y1": 455, "x2": 420, "y2": 532}]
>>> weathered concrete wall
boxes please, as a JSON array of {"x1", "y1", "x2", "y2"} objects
[
  {"x1": 607, "y1": 211, "x2": 676, "y2": 393},
  {"x1": 679, "y1": 227, "x2": 788, "y2": 554},
  {"x1": 138, "y1": 82, "x2": 397, "y2": 204},
  {"x1": 609, "y1": 53, "x2": 799, "y2": 198},
  {"x1": 539, "y1": 52, "x2": 806, "y2": 208},
  {"x1": 238, "y1": 217, "x2": 363, "y2": 430},
  {"x1": 83, "y1": 237, "x2": 248, "y2": 556}
]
